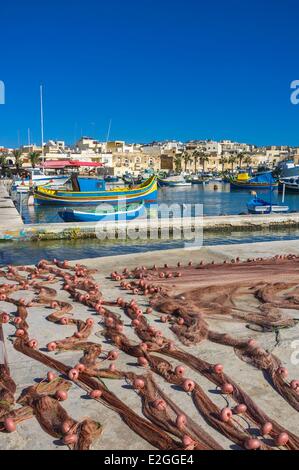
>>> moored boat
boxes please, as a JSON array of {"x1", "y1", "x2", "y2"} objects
[
  {"x1": 34, "y1": 175, "x2": 157, "y2": 205},
  {"x1": 157, "y1": 175, "x2": 191, "y2": 187},
  {"x1": 58, "y1": 202, "x2": 145, "y2": 222},
  {"x1": 247, "y1": 196, "x2": 289, "y2": 214},
  {"x1": 230, "y1": 172, "x2": 278, "y2": 190},
  {"x1": 11, "y1": 169, "x2": 69, "y2": 193},
  {"x1": 278, "y1": 177, "x2": 299, "y2": 193}
]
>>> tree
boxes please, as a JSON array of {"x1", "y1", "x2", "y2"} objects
[
  {"x1": 12, "y1": 149, "x2": 23, "y2": 173},
  {"x1": 29, "y1": 151, "x2": 41, "y2": 168},
  {"x1": 244, "y1": 155, "x2": 252, "y2": 168},
  {"x1": 199, "y1": 152, "x2": 209, "y2": 172},
  {"x1": 220, "y1": 156, "x2": 227, "y2": 173},
  {"x1": 228, "y1": 154, "x2": 237, "y2": 171},
  {"x1": 238, "y1": 152, "x2": 246, "y2": 168},
  {"x1": 182, "y1": 152, "x2": 192, "y2": 172},
  {"x1": 192, "y1": 150, "x2": 200, "y2": 173},
  {"x1": 0, "y1": 153, "x2": 8, "y2": 176},
  {"x1": 174, "y1": 154, "x2": 182, "y2": 173}
]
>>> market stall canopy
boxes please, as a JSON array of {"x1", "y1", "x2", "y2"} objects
[{"x1": 42, "y1": 160, "x2": 104, "y2": 169}]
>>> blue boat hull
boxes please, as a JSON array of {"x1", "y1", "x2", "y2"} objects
[{"x1": 58, "y1": 205, "x2": 145, "y2": 222}]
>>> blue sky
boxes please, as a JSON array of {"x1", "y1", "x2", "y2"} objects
[{"x1": 1, "y1": 0, "x2": 299, "y2": 147}]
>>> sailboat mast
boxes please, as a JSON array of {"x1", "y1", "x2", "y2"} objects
[{"x1": 40, "y1": 84, "x2": 45, "y2": 165}]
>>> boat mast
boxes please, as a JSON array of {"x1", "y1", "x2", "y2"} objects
[{"x1": 40, "y1": 84, "x2": 45, "y2": 167}]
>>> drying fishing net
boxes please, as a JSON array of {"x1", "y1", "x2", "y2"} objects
[{"x1": 0, "y1": 255, "x2": 298, "y2": 450}]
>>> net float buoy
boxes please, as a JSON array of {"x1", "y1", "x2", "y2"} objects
[
  {"x1": 1, "y1": 313, "x2": 9, "y2": 323},
  {"x1": 159, "y1": 272, "x2": 165, "y2": 278},
  {"x1": 182, "y1": 435, "x2": 193, "y2": 447},
  {"x1": 4, "y1": 418, "x2": 16, "y2": 433},
  {"x1": 13, "y1": 317, "x2": 22, "y2": 325},
  {"x1": 146, "y1": 307, "x2": 153, "y2": 314},
  {"x1": 133, "y1": 378, "x2": 145, "y2": 389},
  {"x1": 47, "y1": 371, "x2": 57, "y2": 382},
  {"x1": 89, "y1": 389, "x2": 102, "y2": 399},
  {"x1": 75, "y1": 363, "x2": 85, "y2": 372},
  {"x1": 138, "y1": 356, "x2": 148, "y2": 367},
  {"x1": 28, "y1": 339, "x2": 38, "y2": 349},
  {"x1": 109, "y1": 363, "x2": 116, "y2": 372},
  {"x1": 277, "y1": 367, "x2": 288, "y2": 378},
  {"x1": 116, "y1": 324, "x2": 123, "y2": 333},
  {"x1": 68, "y1": 369, "x2": 79, "y2": 380},
  {"x1": 234, "y1": 404, "x2": 247, "y2": 415},
  {"x1": 132, "y1": 319, "x2": 140, "y2": 328},
  {"x1": 63, "y1": 433, "x2": 78, "y2": 445},
  {"x1": 175, "y1": 365, "x2": 185, "y2": 376},
  {"x1": 16, "y1": 328, "x2": 25, "y2": 338},
  {"x1": 108, "y1": 350, "x2": 119, "y2": 361},
  {"x1": 290, "y1": 380, "x2": 299, "y2": 390},
  {"x1": 176, "y1": 414, "x2": 186, "y2": 430},
  {"x1": 220, "y1": 407, "x2": 233, "y2": 422},
  {"x1": 140, "y1": 342, "x2": 148, "y2": 352},
  {"x1": 47, "y1": 342, "x2": 57, "y2": 351},
  {"x1": 213, "y1": 364, "x2": 223, "y2": 374},
  {"x1": 177, "y1": 318, "x2": 184, "y2": 325},
  {"x1": 105, "y1": 317, "x2": 114, "y2": 327},
  {"x1": 86, "y1": 318, "x2": 94, "y2": 326},
  {"x1": 221, "y1": 383, "x2": 234, "y2": 394},
  {"x1": 61, "y1": 420, "x2": 73, "y2": 434},
  {"x1": 153, "y1": 399, "x2": 166, "y2": 411},
  {"x1": 245, "y1": 438, "x2": 261, "y2": 450},
  {"x1": 275, "y1": 432, "x2": 289, "y2": 446},
  {"x1": 56, "y1": 390, "x2": 68, "y2": 401},
  {"x1": 261, "y1": 422, "x2": 273, "y2": 436},
  {"x1": 182, "y1": 379, "x2": 195, "y2": 392},
  {"x1": 60, "y1": 317, "x2": 68, "y2": 325}
]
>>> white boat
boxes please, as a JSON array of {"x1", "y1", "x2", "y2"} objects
[{"x1": 11, "y1": 169, "x2": 69, "y2": 193}]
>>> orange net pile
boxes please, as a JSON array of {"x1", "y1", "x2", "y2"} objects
[{"x1": 0, "y1": 255, "x2": 298, "y2": 450}]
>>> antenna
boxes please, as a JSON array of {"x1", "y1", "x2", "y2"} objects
[
  {"x1": 40, "y1": 84, "x2": 45, "y2": 164},
  {"x1": 106, "y1": 118, "x2": 112, "y2": 143}
]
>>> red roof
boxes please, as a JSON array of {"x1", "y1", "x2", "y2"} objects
[{"x1": 42, "y1": 160, "x2": 104, "y2": 169}]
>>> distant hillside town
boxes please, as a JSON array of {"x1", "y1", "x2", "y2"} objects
[{"x1": 1, "y1": 137, "x2": 298, "y2": 175}]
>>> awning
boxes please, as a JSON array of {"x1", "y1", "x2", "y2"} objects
[{"x1": 42, "y1": 160, "x2": 104, "y2": 169}]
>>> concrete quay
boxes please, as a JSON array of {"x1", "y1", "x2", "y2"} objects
[
  {"x1": 2, "y1": 211, "x2": 299, "y2": 242},
  {"x1": 0, "y1": 181, "x2": 24, "y2": 231},
  {"x1": 1, "y1": 240, "x2": 299, "y2": 450}
]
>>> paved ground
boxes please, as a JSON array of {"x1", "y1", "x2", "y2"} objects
[
  {"x1": 1, "y1": 240, "x2": 299, "y2": 450},
  {"x1": 0, "y1": 181, "x2": 23, "y2": 230}
]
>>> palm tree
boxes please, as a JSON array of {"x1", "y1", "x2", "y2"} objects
[
  {"x1": 199, "y1": 152, "x2": 209, "y2": 172},
  {"x1": 228, "y1": 154, "x2": 237, "y2": 171},
  {"x1": 0, "y1": 153, "x2": 8, "y2": 176},
  {"x1": 29, "y1": 151, "x2": 41, "y2": 168},
  {"x1": 220, "y1": 156, "x2": 227, "y2": 173},
  {"x1": 183, "y1": 152, "x2": 192, "y2": 172},
  {"x1": 238, "y1": 152, "x2": 246, "y2": 168},
  {"x1": 12, "y1": 149, "x2": 23, "y2": 174},
  {"x1": 244, "y1": 155, "x2": 252, "y2": 168},
  {"x1": 192, "y1": 150, "x2": 200, "y2": 174},
  {"x1": 174, "y1": 154, "x2": 182, "y2": 173}
]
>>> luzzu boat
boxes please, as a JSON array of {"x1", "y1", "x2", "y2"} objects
[
  {"x1": 58, "y1": 202, "x2": 145, "y2": 222},
  {"x1": 230, "y1": 172, "x2": 278, "y2": 190},
  {"x1": 34, "y1": 175, "x2": 157, "y2": 205}
]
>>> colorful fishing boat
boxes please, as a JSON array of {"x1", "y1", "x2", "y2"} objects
[
  {"x1": 247, "y1": 196, "x2": 289, "y2": 214},
  {"x1": 58, "y1": 202, "x2": 146, "y2": 222},
  {"x1": 157, "y1": 175, "x2": 191, "y2": 187},
  {"x1": 34, "y1": 175, "x2": 157, "y2": 205},
  {"x1": 230, "y1": 172, "x2": 278, "y2": 190}
]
